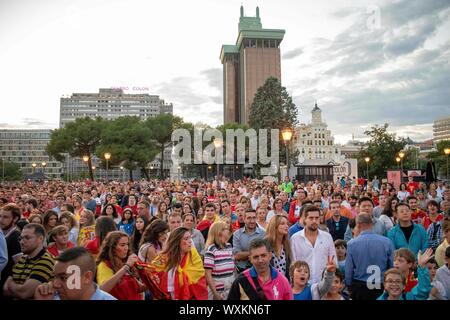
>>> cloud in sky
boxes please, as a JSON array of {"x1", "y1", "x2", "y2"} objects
[{"x1": 0, "y1": 0, "x2": 448, "y2": 144}]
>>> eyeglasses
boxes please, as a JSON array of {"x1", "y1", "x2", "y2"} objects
[{"x1": 385, "y1": 279, "x2": 403, "y2": 285}]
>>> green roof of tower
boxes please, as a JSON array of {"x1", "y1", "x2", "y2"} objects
[{"x1": 220, "y1": 6, "x2": 285, "y2": 63}]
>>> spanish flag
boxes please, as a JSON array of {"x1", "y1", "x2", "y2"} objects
[{"x1": 136, "y1": 246, "x2": 208, "y2": 300}]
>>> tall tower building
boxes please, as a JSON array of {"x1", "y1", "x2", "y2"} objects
[{"x1": 220, "y1": 6, "x2": 285, "y2": 124}]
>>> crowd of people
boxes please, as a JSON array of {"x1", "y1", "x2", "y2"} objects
[{"x1": 0, "y1": 175, "x2": 449, "y2": 300}]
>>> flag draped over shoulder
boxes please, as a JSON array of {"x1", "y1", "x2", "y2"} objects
[{"x1": 135, "y1": 247, "x2": 207, "y2": 300}]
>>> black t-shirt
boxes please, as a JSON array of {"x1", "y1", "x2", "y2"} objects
[
  {"x1": 400, "y1": 224, "x2": 414, "y2": 243},
  {"x1": 0, "y1": 229, "x2": 22, "y2": 296}
]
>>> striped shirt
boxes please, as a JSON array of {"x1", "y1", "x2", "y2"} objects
[
  {"x1": 204, "y1": 243, "x2": 234, "y2": 291},
  {"x1": 12, "y1": 248, "x2": 55, "y2": 284}
]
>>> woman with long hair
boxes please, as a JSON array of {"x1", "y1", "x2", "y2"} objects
[
  {"x1": 28, "y1": 213, "x2": 43, "y2": 225},
  {"x1": 59, "y1": 211, "x2": 79, "y2": 245},
  {"x1": 397, "y1": 183, "x2": 411, "y2": 202},
  {"x1": 203, "y1": 221, "x2": 235, "y2": 300},
  {"x1": 130, "y1": 214, "x2": 149, "y2": 254},
  {"x1": 156, "y1": 202, "x2": 169, "y2": 222},
  {"x1": 138, "y1": 219, "x2": 169, "y2": 263},
  {"x1": 43, "y1": 210, "x2": 58, "y2": 235},
  {"x1": 266, "y1": 197, "x2": 288, "y2": 223},
  {"x1": 148, "y1": 227, "x2": 207, "y2": 300},
  {"x1": 380, "y1": 196, "x2": 397, "y2": 232},
  {"x1": 117, "y1": 208, "x2": 135, "y2": 236},
  {"x1": 102, "y1": 203, "x2": 121, "y2": 225},
  {"x1": 85, "y1": 216, "x2": 117, "y2": 257},
  {"x1": 72, "y1": 194, "x2": 84, "y2": 221},
  {"x1": 264, "y1": 214, "x2": 292, "y2": 279},
  {"x1": 96, "y1": 231, "x2": 145, "y2": 300},
  {"x1": 77, "y1": 209, "x2": 96, "y2": 246},
  {"x1": 182, "y1": 212, "x2": 205, "y2": 256}
]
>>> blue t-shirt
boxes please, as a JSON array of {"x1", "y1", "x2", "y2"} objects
[
  {"x1": 338, "y1": 260, "x2": 346, "y2": 274},
  {"x1": 293, "y1": 284, "x2": 312, "y2": 300},
  {"x1": 289, "y1": 223, "x2": 303, "y2": 238}
]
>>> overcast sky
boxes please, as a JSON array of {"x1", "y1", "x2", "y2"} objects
[{"x1": 1, "y1": 0, "x2": 449, "y2": 144}]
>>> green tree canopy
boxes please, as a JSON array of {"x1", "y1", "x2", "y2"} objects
[
  {"x1": 96, "y1": 116, "x2": 159, "y2": 180},
  {"x1": 145, "y1": 114, "x2": 184, "y2": 179},
  {"x1": 0, "y1": 160, "x2": 22, "y2": 181},
  {"x1": 46, "y1": 117, "x2": 105, "y2": 180},
  {"x1": 357, "y1": 123, "x2": 406, "y2": 179}
]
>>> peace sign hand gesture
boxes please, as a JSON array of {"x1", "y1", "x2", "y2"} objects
[
  {"x1": 417, "y1": 248, "x2": 434, "y2": 268},
  {"x1": 326, "y1": 255, "x2": 336, "y2": 273}
]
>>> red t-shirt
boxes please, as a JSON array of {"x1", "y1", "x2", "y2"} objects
[
  {"x1": 407, "y1": 181, "x2": 419, "y2": 195},
  {"x1": 422, "y1": 214, "x2": 444, "y2": 230},
  {"x1": 85, "y1": 236, "x2": 100, "y2": 256},
  {"x1": 47, "y1": 241, "x2": 75, "y2": 257}
]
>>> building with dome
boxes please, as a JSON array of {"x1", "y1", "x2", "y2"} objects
[{"x1": 290, "y1": 103, "x2": 358, "y2": 182}]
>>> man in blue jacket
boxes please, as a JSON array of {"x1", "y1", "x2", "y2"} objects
[{"x1": 388, "y1": 203, "x2": 428, "y2": 256}]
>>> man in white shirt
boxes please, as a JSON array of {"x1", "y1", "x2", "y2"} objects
[
  {"x1": 250, "y1": 190, "x2": 260, "y2": 210},
  {"x1": 291, "y1": 205, "x2": 337, "y2": 284}
]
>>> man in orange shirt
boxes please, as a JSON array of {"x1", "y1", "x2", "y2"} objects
[{"x1": 324, "y1": 193, "x2": 353, "y2": 220}]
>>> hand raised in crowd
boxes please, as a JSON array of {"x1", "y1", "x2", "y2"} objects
[
  {"x1": 34, "y1": 282, "x2": 56, "y2": 300},
  {"x1": 417, "y1": 248, "x2": 434, "y2": 268},
  {"x1": 326, "y1": 255, "x2": 336, "y2": 273},
  {"x1": 126, "y1": 254, "x2": 139, "y2": 268}
]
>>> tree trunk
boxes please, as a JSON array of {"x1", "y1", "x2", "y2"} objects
[
  {"x1": 87, "y1": 156, "x2": 94, "y2": 181},
  {"x1": 129, "y1": 169, "x2": 134, "y2": 181},
  {"x1": 142, "y1": 167, "x2": 150, "y2": 180},
  {"x1": 160, "y1": 143, "x2": 165, "y2": 180}
]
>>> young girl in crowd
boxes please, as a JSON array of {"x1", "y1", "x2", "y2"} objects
[
  {"x1": 59, "y1": 211, "x2": 79, "y2": 245},
  {"x1": 78, "y1": 209, "x2": 96, "y2": 246},
  {"x1": 130, "y1": 215, "x2": 149, "y2": 254},
  {"x1": 138, "y1": 219, "x2": 169, "y2": 263},
  {"x1": 117, "y1": 208, "x2": 135, "y2": 236},
  {"x1": 203, "y1": 221, "x2": 235, "y2": 300},
  {"x1": 96, "y1": 231, "x2": 146, "y2": 300},
  {"x1": 334, "y1": 239, "x2": 347, "y2": 274}
]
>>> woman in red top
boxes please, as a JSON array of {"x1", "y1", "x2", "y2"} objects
[
  {"x1": 47, "y1": 225, "x2": 75, "y2": 257},
  {"x1": 85, "y1": 216, "x2": 117, "y2": 257},
  {"x1": 96, "y1": 231, "x2": 146, "y2": 300}
]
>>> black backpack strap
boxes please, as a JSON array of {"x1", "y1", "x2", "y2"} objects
[
  {"x1": 250, "y1": 275, "x2": 268, "y2": 300},
  {"x1": 237, "y1": 274, "x2": 266, "y2": 300}
]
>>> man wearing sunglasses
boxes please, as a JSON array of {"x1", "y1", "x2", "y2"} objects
[{"x1": 326, "y1": 200, "x2": 349, "y2": 241}]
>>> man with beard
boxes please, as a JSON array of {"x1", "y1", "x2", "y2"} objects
[
  {"x1": 291, "y1": 206, "x2": 337, "y2": 284},
  {"x1": 3, "y1": 223, "x2": 54, "y2": 299},
  {"x1": 0, "y1": 204, "x2": 22, "y2": 298}
]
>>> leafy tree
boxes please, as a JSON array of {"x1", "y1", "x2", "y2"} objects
[
  {"x1": 248, "y1": 77, "x2": 299, "y2": 178},
  {"x1": 145, "y1": 114, "x2": 184, "y2": 179},
  {"x1": 46, "y1": 117, "x2": 105, "y2": 181},
  {"x1": 357, "y1": 124, "x2": 406, "y2": 179},
  {"x1": 428, "y1": 140, "x2": 450, "y2": 178},
  {"x1": 96, "y1": 116, "x2": 159, "y2": 181},
  {"x1": 0, "y1": 160, "x2": 22, "y2": 181}
]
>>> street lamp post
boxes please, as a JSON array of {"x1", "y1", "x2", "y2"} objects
[
  {"x1": 398, "y1": 151, "x2": 405, "y2": 182},
  {"x1": 32, "y1": 163, "x2": 37, "y2": 174},
  {"x1": 1, "y1": 158, "x2": 4, "y2": 182},
  {"x1": 444, "y1": 148, "x2": 450, "y2": 181},
  {"x1": 120, "y1": 166, "x2": 124, "y2": 181},
  {"x1": 364, "y1": 157, "x2": 370, "y2": 180},
  {"x1": 213, "y1": 138, "x2": 223, "y2": 179},
  {"x1": 41, "y1": 162, "x2": 47, "y2": 177},
  {"x1": 396, "y1": 157, "x2": 401, "y2": 169},
  {"x1": 281, "y1": 128, "x2": 293, "y2": 179},
  {"x1": 104, "y1": 153, "x2": 111, "y2": 181}
]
